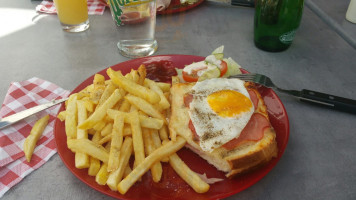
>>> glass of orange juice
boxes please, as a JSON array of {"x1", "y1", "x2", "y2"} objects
[{"x1": 53, "y1": 0, "x2": 89, "y2": 32}]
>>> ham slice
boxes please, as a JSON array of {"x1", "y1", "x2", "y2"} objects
[
  {"x1": 222, "y1": 113, "x2": 269, "y2": 150},
  {"x1": 248, "y1": 89, "x2": 259, "y2": 109},
  {"x1": 184, "y1": 94, "x2": 193, "y2": 108},
  {"x1": 189, "y1": 120, "x2": 199, "y2": 141}
]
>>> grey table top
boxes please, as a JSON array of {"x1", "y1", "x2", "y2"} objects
[
  {"x1": 311, "y1": 0, "x2": 356, "y2": 40},
  {"x1": 1, "y1": 0, "x2": 356, "y2": 199}
]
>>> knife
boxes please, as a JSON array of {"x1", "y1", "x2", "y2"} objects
[{"x1": 0, "y1": 98, "x2": 68, "y2": 130}]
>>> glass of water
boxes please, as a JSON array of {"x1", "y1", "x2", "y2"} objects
[{"x1": 109, "y1": 0, "x2": 158, "y2": 58}]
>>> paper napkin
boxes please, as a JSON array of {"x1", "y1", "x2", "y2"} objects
[
  {"x1": 0, "y1": 77, "x2": 70, "y2": 198},
  {"x1": 36, "y1": 0, "x2": 107, "y2": 15}
]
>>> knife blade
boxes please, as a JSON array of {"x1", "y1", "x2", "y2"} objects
[{"x1": 0, "y1": 98, "x2": 68, "y2": 130}]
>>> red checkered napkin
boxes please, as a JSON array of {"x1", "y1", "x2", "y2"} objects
[
  {"x1": 36, "y1": 0, "x2": 107, "y2": 15},
  {"x1": 0, "y1": 77, "x2": 70, "y2": 198}
]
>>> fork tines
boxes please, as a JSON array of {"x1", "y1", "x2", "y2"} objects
[{"x1": 228, "y1": 73, "x2": 256, "y2": 81}]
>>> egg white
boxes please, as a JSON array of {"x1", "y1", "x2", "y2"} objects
[{"x1": 189, "y1": 78, "x2": 254, "y2": 152}]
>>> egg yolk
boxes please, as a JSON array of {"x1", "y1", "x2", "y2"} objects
[{"x1": 207, "y1": 90, "x2": 252, "y2": 117}]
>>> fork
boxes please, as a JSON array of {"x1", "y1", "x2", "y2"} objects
[{"x1": 229, "y1": 73, "x2": 356, "y2": 114}]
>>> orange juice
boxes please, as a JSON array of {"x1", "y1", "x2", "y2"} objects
[{"x1": 54, "y1": 0, "x2": 88, "y2": 25}]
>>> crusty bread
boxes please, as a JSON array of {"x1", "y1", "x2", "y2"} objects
[{"x1": 169, "y1": 82, "x2": 278, "y2": 178}]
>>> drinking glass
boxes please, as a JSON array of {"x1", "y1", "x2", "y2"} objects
[
  {"x1": 53, "y1": 0, "x2": 90, "y2": 33},
  {"x1": 109, "y1": 0, "x2": 158, "y2": 58}
]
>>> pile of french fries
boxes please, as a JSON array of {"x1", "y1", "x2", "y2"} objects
[{"x1": 58, "y1": 65, "x2": 210, "y2": 194}]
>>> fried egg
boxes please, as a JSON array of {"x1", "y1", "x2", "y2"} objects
[{"x1": 189, "y1": 78, "x2": 254, "y2": 152}]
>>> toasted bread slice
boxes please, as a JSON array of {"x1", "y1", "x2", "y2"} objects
[{"x1": 169, "y1": 82, "x2": 278, "y2": 178}]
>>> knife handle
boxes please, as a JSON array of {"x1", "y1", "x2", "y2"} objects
[{"x1": 299, "y1": 89, "x2": 356, "y2": 114}]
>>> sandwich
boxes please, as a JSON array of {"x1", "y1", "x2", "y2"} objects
[{"x1": 169, "y1": 77, "x2": 278, "y2": 178}]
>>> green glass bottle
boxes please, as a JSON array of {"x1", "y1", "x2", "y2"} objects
[{"x1": 254, "y1": 0, "x2": 304, "y2": 52}]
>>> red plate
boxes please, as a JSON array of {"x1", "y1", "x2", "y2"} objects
[
  {"x1": 54, "y1": 55, "x2": 289, "y2": 200},
  {"x1": 157, "y1": 0, "x2": 205, "y2": 15}
]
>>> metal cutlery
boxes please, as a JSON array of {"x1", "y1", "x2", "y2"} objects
[
  {"x1": 229, "y1": 73, "x2": 356, "y2": 114},
  {"x1": 0, "y1": 98, "x2": 68, "y2": 130}
]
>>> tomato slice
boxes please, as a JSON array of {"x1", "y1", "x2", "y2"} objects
[
  {"x1": 219, "y1": 60, "x2": 228, "y2": 77},
  {"x1": 182, "y1": 71, "x2": 199, "y2": 82}
]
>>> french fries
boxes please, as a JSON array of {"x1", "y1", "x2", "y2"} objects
[
  {"x1": 130, "y1": 69, "x2": 140, "y2": 83},
  {"x1": 23, "y1": 115, "x2": 49, "y2": 162},
  {"x1": 159, "y1": 125, "x2": 169, "y2": 141},
  {"x1": 143, "y1": 128, "x2": 162, "y2": 182},
  {"x1": 90, "y1": 74, "x2": 106, "y2": 103},
  {"x1": 151, "y1": 129, "x2": 169, "y2": 162},
  {"x1": 106, "y1": 137, "x2": 133, "y2": 191},
  {"x1": 107, "y1": 68, "x2": 160, "y2": 104},
  {"x1": 144, "y1": 79, "x2": 170, "y2": 110},
  {"x1": 171, "y1": 75, "x2": 180, "y2": 84},
  {"x1": 129, "y1": 111, "x2": 145, "y2": 166},
  {"x1": 57, "y1": 111, "x2": 66, "y2": 121},
  {"x1": 156, "y1": 82, "x2": 170, "y2": 93},
  {"x1": 65, "y1": 94, "x2": 78, "y2": 138},
  {"x1": 107, "y1": 109, "x2": 163, "y2": 130},
  {"x1": 83, "y1": 98, "x2": 95, "y2": 113},
  {"x1": 117, "y1": 136, "x2": 186, "y2": 194},
  {"x1": 169, "y1": 153, "x2": 210, "y2": 193},
  {"x1": 98, "y1": 81, "x2": 116, "y2": 107},
  {"x1": 60, "y1": 66, "x2": 212, "y2": 196},
  {"x1": 137, "y1": 65, "x2": 146, "y2": 85},
  {"x1": 75, "y1": 100, "x2": 90, "y2": 169},
  {"x1": 123, "y1": 165, "x2": 132, "y2": 178},
  {"x1": 67, "y1": 138, "x2": 109, "y2": 163},
  {"x1": 88, "y1": 131, "x2": 102, "y2": 176},
  {"x1": 125, "y1": 94, "x2": 166, "y2": 123},
  {"x1": 78, "y1": 89, "x2": 122, "y2": 129},
  {"x1": 101, "y1": 123, "x2": 113, "y2": 137},
  {"x1": 119, "y1": 99, "x2": 131, "y2": 112},
  {"x1": 95, "y1": 163, "x2": 109, "y2": 185},
  {"x1": 107, "y1": 115, "x2": 124, "y2": 172}
]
